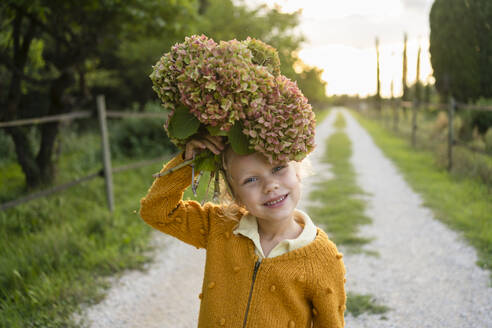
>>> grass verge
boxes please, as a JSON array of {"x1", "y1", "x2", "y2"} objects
[
  {"x1": 0, "y1": 125, "x2": 205, "y2": 327},
  {"x1": 308, "y1": 112, "x2": 387, "y2": 318},
  {"x1": 355, "y1": 111, "x2": 492, "y2": 280},
  {"x1": 309, "y1": 112, "x2": 373, "y2": 254},
  {"x1": 0, "y1": 163, "x2": 160, "y2": 328},
  {"x1": 314, "y1": 107, "x2": 331, "y2": 124},
  {"x1": 376, "y1": 107, "x2": 492, "y2": 186},
  {"x1": 346, "y1": 292, "x2": 389, "y2": 318}
]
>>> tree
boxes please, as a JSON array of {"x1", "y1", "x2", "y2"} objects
[
  {"x1": 375, "y1": 37, "x2": 381, "y2": 110},
  {"x1": 429, "y1": 0, "x2": 492, "y2": 102},
  {"x1": 415, "y1": 45, "x2": 422, "y2": 104},
  {"x1": 0, "y1": 0, "x2": 197, "y2": 188},
  {"x1": 402, "y1": 33, "x2": 409, "y2": 101},
  {"x1": 94, "y1": 1, "x2": 199, "y2": 110},
  {"x1": 197, "y1": 0, "x2": 328, "y2": 106},
  {"x1": 295, "y1": 64, "x2": 328, "y2": 107}
]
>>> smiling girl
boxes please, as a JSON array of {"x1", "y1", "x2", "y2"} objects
[{"x1": 139, "y1": 134, "x2": 347, "y2": 327}]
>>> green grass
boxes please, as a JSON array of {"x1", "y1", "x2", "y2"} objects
[
  {"x1": 0, "y1": 163, "x2": 24, "y2": 203},
  {"x1": 376, "y1": 107, "x2": 492, "y2": 186},
  {"x1": 309, "y1": 113, "x2": 373, "y2": 254},
  {"x1": 0, "y1": 167, "x2": 160, "y2": 327},
  {"x1": 314, "y1": 107, "x2": 331, "y2": 124},
  {"x1": 346, "y1": 292, "x2": 389, "y2": 318},
  {"x1": 355, "y1": 111, "x2": 492, "y2": 279},
  {"x1": 0, "y1": 128, "x2": 186, "y2": 327},
  {"x1": 308, "y1": 112, "x2": 387, "y2": 318}
]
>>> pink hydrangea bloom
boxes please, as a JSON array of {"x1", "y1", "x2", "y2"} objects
[{"x1": 150, "y1": 35, "x2": 316, "y2": 164}]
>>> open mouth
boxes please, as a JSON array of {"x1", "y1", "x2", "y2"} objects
[{"x1": 263, "y1": 194, "x2": 288, "y2": 207}]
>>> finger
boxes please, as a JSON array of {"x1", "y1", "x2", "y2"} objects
[
  {"x1": 184, "y1": 145, "x2": 194, "y2": 160},
  {"x1": 202, "y1": 139, "x2": 221, "y2": 155},
  {"x1": 185, "y1": 140, "x2": 206, "y2": 160},
  {"x1": 205, "y1": 135, "x2": 225, "y2": 150}
]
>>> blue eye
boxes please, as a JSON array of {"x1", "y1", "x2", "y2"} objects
[
  {"x1": 243, "y1": 177, "x2": 257, "y2": 185},
  {"x1": 273, "y1": 165, "x2": 285, "y2": 173}
]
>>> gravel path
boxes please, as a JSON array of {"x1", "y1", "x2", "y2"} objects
[
  {"x1": 76, "y1": 235, "x2": 205, "y2": 328},
  {"x1": 336, "y1": 108, "x2": 492, "y2": 327},
  {"x1": 76, "y1": 108, "x2": 492, "y2": 327}
]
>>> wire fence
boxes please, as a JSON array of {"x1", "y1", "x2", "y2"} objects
[
  {"x1": 374, "y1": 97, "x2": 492, "y2": 170},
  {"x1": 0, "y1": 95, "x2": 169, "y2": 212}
]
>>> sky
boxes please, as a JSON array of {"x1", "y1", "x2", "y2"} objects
[{"x1": 245, "y1": 0, "x2": 436, "y2": 97}]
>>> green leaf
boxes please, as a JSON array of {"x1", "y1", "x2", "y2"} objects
[
  {"x1": 206, "y1": 125, "x2": 228, "y2": 136},
  {"x1": 195, "y1": 153, "x2": 219, "y2": 172},
  {"x1": 167, "y1": 104, "x2": 200, "y2": 139},
  {"x1": 228, "y1": 121, "x2": 253, "y2": 155}
]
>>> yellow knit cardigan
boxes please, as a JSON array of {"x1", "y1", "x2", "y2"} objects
[{"x1": 139, "y1": 154, "x2": 346, "y2": 328}]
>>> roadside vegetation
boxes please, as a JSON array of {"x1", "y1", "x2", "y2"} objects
[
  {"x1": 376, "y1": 106, "x2": 492, "y2": 187},
  {"x1": 355, "y1": 111, "x2": 492, "y2": 280},
  {"x1": 0, "y1": 108, "x2": 220, "y2": 327},
  {"x1": 309, "y1": 112, "x2": 373, "y2": 254},
  {"x1": 346, "y1": 292, "x2": 390, "y2": 318},
  {"x1": 0, "y1": 118, "x2": 177, "y2": 327},
  {"x1": 309, "y1": 112, "x2": 388, "y2": 318},
  {"x1": 314, "y1": 107, "x2": 331, "y2": 124}
]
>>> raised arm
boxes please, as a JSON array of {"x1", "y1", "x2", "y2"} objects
[{"x1": 139, "y1": 135, "x2": 225, "y2": 249}]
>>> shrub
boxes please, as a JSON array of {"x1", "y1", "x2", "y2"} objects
[
  {"x1": 470, "y1": 111, "x2": 492, "y2": 134},
  {"x1": 485, "y1": 128, "x2": 492, "y2": 152},
  {"x1": 451, "y1": 115, "x2": 464, "y2": 140},
  {"x1": 432, "y1": 111, "x2": 448, "y2": 135},
  {"x1": 0, "y1": 130, "x2": 15, "y2": 164},
  {"x1": 109, "y1": 102, "x2": 176, "y2": 160},
  {"x1": 470, "y1": 126, "x2": 486, "y2": 151}
]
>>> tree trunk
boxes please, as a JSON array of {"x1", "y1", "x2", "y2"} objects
[
  {"x1": 35, "y1": 71, "x2": 74, "y2": 186},
  {"x1": 37, "y1": 122, "x2": 59, "y2": 185},
  {"x1": 3, "y1": 12, "x2": 41, "y2": 188},
  {"x1": 7, "y1": 126, "x2": 42, "y2": 188}
]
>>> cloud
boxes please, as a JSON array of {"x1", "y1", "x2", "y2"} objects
[
  {"x1": 401, "y1": 0, "x2": 434, "y2": 12},
  {"x1": 301, "y1": 11, "x2": 429, "y2": 49}
]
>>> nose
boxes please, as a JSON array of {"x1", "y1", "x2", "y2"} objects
[{"x1": 263, "y1": 177, "x2": 279, "y2": 194}]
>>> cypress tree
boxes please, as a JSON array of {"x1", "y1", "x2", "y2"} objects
[
  {"x1": 430, "y1": 0, "x2": 491, "y2": 101},
  {"x1": 402, "y1": 33, "x2": 409, "y2": 101}
]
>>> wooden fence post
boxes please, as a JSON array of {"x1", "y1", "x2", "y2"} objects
[
  {"x1": 411, "y1": 99, "x2": 418, "y2": 147},
  {"x1": 97, "y1": 95, "x2": 115, "y2": 212},
  {"x1": 393, "y1": 99, "x2": 399, "y2": 132},
  {"x1": 384, "y1": 101, "x2": 390, "y2": 129},
  {"x1": 447, "y1": 97, "x2": 456, "y2": 170}
]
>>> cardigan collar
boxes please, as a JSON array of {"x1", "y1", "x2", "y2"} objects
[{"x1": 232, "y1": 209, "x2": 318, "y2": 259}]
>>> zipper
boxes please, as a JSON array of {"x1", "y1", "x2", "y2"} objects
[{"x1": 242, "y1": 259, "x2": 262, "y2": 328}]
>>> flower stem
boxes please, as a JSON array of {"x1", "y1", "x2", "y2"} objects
[{"x1": 152, "y1": 158, "x2": 194, "y2": 178}]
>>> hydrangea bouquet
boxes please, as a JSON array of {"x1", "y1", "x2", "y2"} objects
[{"x1": 150, "y1": 35, "x2": 316, "y2": 197}]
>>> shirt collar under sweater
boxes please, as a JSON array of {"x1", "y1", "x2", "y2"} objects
[{"x1": 232, "y1": 209, "x2": 317, "y2": 259}]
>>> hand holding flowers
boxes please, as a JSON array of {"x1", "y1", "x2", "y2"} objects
[{"x1": 184, "y1": 135, "x2": 225, "y2": 161}]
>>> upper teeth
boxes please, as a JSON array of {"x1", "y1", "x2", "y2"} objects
[{"x1": 266, "y1": 195, "x2": 286, "y2": 206}]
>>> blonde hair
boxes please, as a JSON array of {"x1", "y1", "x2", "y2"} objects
[{"x1": 216, "y1": 147, "x2": 247, "y2": 222}]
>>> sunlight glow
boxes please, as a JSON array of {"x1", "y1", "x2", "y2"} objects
[
  {"x1": 299, "y1": 40, "x2": 433, "y2": 97},
  {"x1": 269, "y1": 0, "x2": 404, "y2": 20},
  {"x1": 245, "y1": 0, "x2": 435, "y2": 97}
]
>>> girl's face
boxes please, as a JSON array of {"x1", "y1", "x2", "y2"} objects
[{"x1": 226, "y1": 151, "x2": 301, "y2": 223}]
